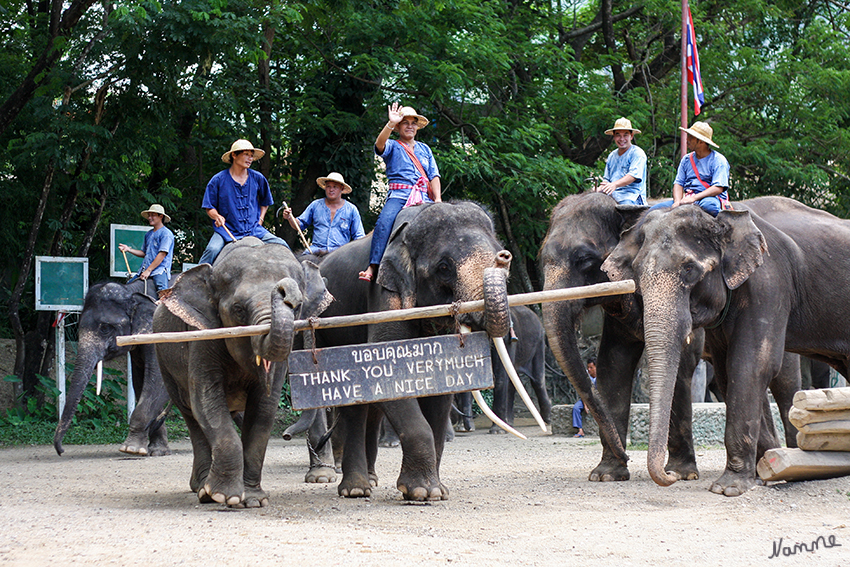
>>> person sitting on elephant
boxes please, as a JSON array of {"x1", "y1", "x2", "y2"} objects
[
  {"x1": 594, "y1": 117, "x2": 647, "y2": 205},
  {"x1": 651, "y1": 121, "x2": 730, "y2": 217},
  {"x1": 281, "y1": 171, "x2": 365, "y2": 255},
  {"x1": 358, "y1": 103, "x2": 441, "y2": 282},
  {"x1": 119, "y1": 203, "x2": 174, "y2": 293},
  {"x1": 199, "y1": 139, "x2": 288, "y2": 265}
]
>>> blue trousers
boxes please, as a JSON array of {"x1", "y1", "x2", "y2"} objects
[
  {"x1": 199, "y1": 229, "x2": 289, "y2": 265},
  {"x1": 128, "y1": 271, "x2": 170, "y2": 292},
  {"x1": 572, "y1": 399, "x2": 585, "y2": 429},
  {"x1": 649, "y1": 197, "x2": 721, "y2": 217},
  {"x1": 368, "y1": 198, "x2": 406, "y2": 266}
]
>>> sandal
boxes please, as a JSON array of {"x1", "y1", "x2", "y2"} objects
[{"x1": 358, "y1": 271, "x2": 372, "y2": 282}]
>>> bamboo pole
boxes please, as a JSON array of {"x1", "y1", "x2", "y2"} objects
[{"x1": 116, "y1": 279, "x2": 635, "y2": 347}]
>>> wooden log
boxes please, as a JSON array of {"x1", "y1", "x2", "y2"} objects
[
  {"x1": 116, "y1": 280, "x2": 635, "y2": 347},
  {"x1": 789, "y1": 406, "x2": 850, "y2": 427},
  {"x1": 792, "y1": 387, "x2": 850, "y2": 412},
  {"x1": 796, "y1": 431, "x2": 850, "y2": 451},
  {"x1": 794, "y1": 420, "x2": 850, "y2": 435},
  {"x1": 757, "y1": 447, "x2": 850, "y2": 482}
]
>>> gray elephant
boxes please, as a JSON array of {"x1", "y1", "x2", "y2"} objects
[
  {"x1": 313, "y1": 201, "x2": 512, "y2": 501},
  {"x1": 54, "y1": 279, "x2": 170, "y2": 457},
  {"x1": 539, "y1": 192, "x2": 799, "y2": 484},
  {"x1": 600, "y1": 196, "x2": 842, "y2": 496},
  {"x1": 153, "y1": 237, "x2": 332, "y2": 507},
  {"x1": 454, "y1": 305, "x2": 551, "y2": 434}
]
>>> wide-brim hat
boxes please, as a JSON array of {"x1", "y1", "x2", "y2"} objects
[
  {"x1": 221, "y1": 139, "x2": 265, "y2": 163},
  {"x1": 141, "y1": 203, "x2": 171, "y2": 223},
  {"x1": 679, "y1": 121, "x2": 719, "y2": 148},
  {"x1": 396, "y1": 106, "x2": 429, "y2": 129},
  {"x1": 605, "y1": 117, "x2": 641, "y2": 135},
  {"x1": 317, "y1": 171, "x2": 352, "y2": 194}
]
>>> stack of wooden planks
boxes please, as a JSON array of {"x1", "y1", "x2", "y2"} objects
[{"x1": 757, "y1": 387, "x2": 850, "y2": 482}]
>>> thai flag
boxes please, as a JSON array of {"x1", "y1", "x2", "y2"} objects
[{"x1": 685, "y1": 4, "x2": 705, "y2": 115}]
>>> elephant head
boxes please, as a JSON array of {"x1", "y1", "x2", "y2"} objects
[
  {"x1": 54, "y1": 280, "x2": 157, "y2": 456},
  {"x1": 601, "y1": 206, "x2": 767, "y2": 486},
  {"x1": 161, "y1": 238, "x2": 332, "y2": 382},
  {"x1": 376, "y1": 202, "x2": 512, "y2": 337},
  {"x1": 539, "y1": 192, "x2": 645, "y2": 463}
]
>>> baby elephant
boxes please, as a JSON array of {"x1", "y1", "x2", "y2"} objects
[{"x1": 154, "y1": 238, "x2": 331, "y2": 507}]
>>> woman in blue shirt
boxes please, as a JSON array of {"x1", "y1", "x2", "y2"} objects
[{"x1": 358, "y1": 103, "x2": 441, "y2": 282}]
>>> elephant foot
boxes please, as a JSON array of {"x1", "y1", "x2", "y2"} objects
[
  {"x1": 665, "y1": 458, "x2": 699, "y2": 481},
  {"x1": 119, "y1": 442, "x2": 148, "y2": 456},
  {"x1": 379, "y1": 438, "x2": 400, "y2": 448},
  {"x1": 203, "y1": 474, "x2": 244, "y2": 506},
  {"x1": 147, "y1": 442, "x2": 171, "y2": 457},
  {"x1": 305, "y1": 466, "x2": 337, "y2": 484},
  {"x1": 588, "y1": 459, "x2": 630, "y2": 482},
  {"x1": 338, "y1": 472, "x2": 373, "y2": 498},
  {"x1": 397, "y1": 471, "x2": 447, "y2": 501},
  {"x1": 196, "y1": 486, "x2": 216, "y2": 504},
  {"x1": 488, "y1": 424, "x2": 507, "y2": 434},
  {"x1": 237, "y1": 487, "x2": 269, "y2": 508},
  {"x1": 708, "y1": 470, "x2": 757, "y2": 497},
  {"x1": 369, "y1": 472, "x2": 379, "y2": 487}
]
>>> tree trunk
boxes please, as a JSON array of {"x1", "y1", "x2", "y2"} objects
[{"x1": 258, "y1": 22, "x2": 275, "y2": 181}]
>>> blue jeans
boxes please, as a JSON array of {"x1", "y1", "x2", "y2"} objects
[
  {"x1": 572, "y1": 399, "x2": 585, "y2": 429},
  {"x1": 368, "y1": 198, "x2": 406, "y2": 266},
  {"x1": 199, "y1": 229, "x2": 289, "y2": 265},
  {"x1": 128, "y1": 271, "x2": 170, "y2": 293},
  {"x1": 649, "y1": 196, "x2": 721, "y2": 217}
]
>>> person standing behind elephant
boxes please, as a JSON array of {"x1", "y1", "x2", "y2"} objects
[
  {"x1": 573, "y1": 357, "x2": 597, "y2": 438},
  {"x1": 650, "y1": 121, "x2": 730, "y2": 217},
  {"x1": 281, "y1": 171, "x2": 365, "y2": 255},
  {"x1": 358, "y1": 103, "x2": 441, "y2": 282},
  {"x1": 198, "y1": 139, "x2": 288, "y2": 264},
  {"x1": 119, "y1": 203, "x2": 174, "y2": 293},
  {"x1": 594, "y1": 118, "x2": 647, "y2": 205}
]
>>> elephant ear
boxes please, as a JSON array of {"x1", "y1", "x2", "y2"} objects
[
  {"x1": 158, "y1": 264, "x2": 221, "y2": 329},
  {"x1": 615, "y1": 203, "x2": 649, "y2": 232},
  {"x1": 375, "y1": 208, "x2": 426, "y2": 300},
  {"x1": 601, "y1": 216, "x2": 645, "y2": 283},
  {"x1": 128, "y1": 292, "x2": 158, "y2": 335},
  {"x1": 299, "y1": 260, "x2": 334, "y2": 319},
  {"x1": 717, "y1": 209, "x2": 768, "y2": 290}
]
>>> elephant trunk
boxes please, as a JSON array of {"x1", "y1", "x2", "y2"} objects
[
  {"x1": 252, "y1": 277, "x2": 299, "y2": 363},
  {"x1": 642, "y1": 288, "x2": 690, "y2": 487},
  {"x1": 54, "y1": 334, "x2": 107, "y2": 455},
  {"x1": 542, "y1": 297, "x2": 627, "y2": 464}
]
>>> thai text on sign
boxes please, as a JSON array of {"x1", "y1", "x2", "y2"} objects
[{"x1": 288, "y1": 332, "x2": 493, "y2": 410}]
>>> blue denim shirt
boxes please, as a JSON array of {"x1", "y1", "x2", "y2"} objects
[
  {"x1": 603, "y1": 144, "x2": 648, "y2": 205},
  {"x1": 138, "y1": 226, "x2": 174, "y2": 277},
  {"x1": 296, "y1": 199, "x2": 365, "y2": 253},
  {"x1": 377, "y1": 139, "x2": 440, "y2": 201},
  {"x1": 675, "y1": 150, "x2": 730, "y2": 202},
  {"x1": 202, "y1": 168, "x2": 274, "y2": 239}
]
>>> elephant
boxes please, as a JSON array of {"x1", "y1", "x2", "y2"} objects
[
  {"x1": 313, "y1": 201, "x2": 513, "y2": 501},
  {"x1": 53, "y1": 279, "x2": 170, "y2": 457},
  {"x1": 453, "y1": 305, "x2": 551, "y2": 434},
  {"x1": 539, "y1": 192, "x2": 799, "y2": 484},
  {"x1": 600, "y1": 196, "x2": 845, "y2": 496},
  {"x1": 153, "y1": 237, "x2": 332, "y2": 507}
]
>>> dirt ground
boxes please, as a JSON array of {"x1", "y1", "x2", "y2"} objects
[{"x1": 0, "y1": 417, "x2": 847, "y2": 567}]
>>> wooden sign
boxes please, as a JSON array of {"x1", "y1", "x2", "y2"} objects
[{"x1": 288, "y1": 332, "x2": 493, "y2": 410}]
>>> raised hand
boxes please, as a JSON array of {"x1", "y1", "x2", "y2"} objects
[{"x1": 387, "y1": 102, "x2": 403, "y2": 127}]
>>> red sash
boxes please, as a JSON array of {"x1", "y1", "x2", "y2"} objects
[
  {"x1": 687, "y1": 153, "x2": 732, "y2": 211},
  {"x1": 396, "y1": 141, "x2": 432, "y2": 207}
]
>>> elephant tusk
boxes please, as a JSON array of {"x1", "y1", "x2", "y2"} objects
[
  {"x1": 493, "y1": 336, "x2": 548, "y2": 433},
  {"x1": 256, "y1": 355, "x2": 262, "y2": 366},
  {"x1": 96, "y1": 360, "x2": 103, "y2": 396},
  {"x1": 471, "y1": 390, "x2": 526, "y2": 440}
]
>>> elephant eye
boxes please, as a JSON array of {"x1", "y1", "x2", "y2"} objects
[
  {"x1": 682, "y1": 261, "x2": 702, "y2": 284},
  {"x1": 436, "y1": 260, "x2": 453, "y2": 279},
  {"x1": 98, "y1": 323, "x2": 113, "y2": 336},
  {"x1": 231, "y1": 303, "x2": 246, "y2": 321}
]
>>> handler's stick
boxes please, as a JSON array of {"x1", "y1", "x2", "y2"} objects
[
  {"x1": 280, "y1": 201, "x2": 311, "y2": 251},
  {"x1": 222, "y1": 224, "x2": 238, "y2": 242},
  {"x1": 121, "y1": 248, "x2": 132, "y2": 275}
]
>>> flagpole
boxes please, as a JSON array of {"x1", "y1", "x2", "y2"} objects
[{"x1": 680, "y1": 0, "x2": 689, "y2": 158}]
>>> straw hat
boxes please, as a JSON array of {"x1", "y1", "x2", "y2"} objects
[
  {"x1": 141, "y1": 204, "x2": 171, "y2": 223},
  {"x1": 679, "y1": 121, "x2": 719, "y2": 148},
  {"x1": 221, "y1": 139, "x2": 265, "y2": 163},
  {"x1": 605, "y1": 117, "x2": 641, "y2": 135},
  {"x1": 396, "y1": 107, "x2": 429, "y2": 129},
  {"x1": 317, "y1": 172, "x2": 352, "y2": 195}
]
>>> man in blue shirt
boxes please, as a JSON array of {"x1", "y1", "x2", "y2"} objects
[
  {"x1": 595, "y1": 117, "x2": 648, "y2": 205},
  {"x1": 281, "y1": 172, "x2": 365, "y2": 255},
  {"x1": 198, "y1": 139, "x2": 288, "y2": 264},
  {"x1": 120, "y1": 204, "x2": 174, "y2": 293},
  {"x1": 651, "y1": 121, "x2": 730, "y2": 217}
]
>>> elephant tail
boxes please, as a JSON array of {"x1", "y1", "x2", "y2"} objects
[{"x1": 146, "y1": 401, "x2": 172, "y2": 433}]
